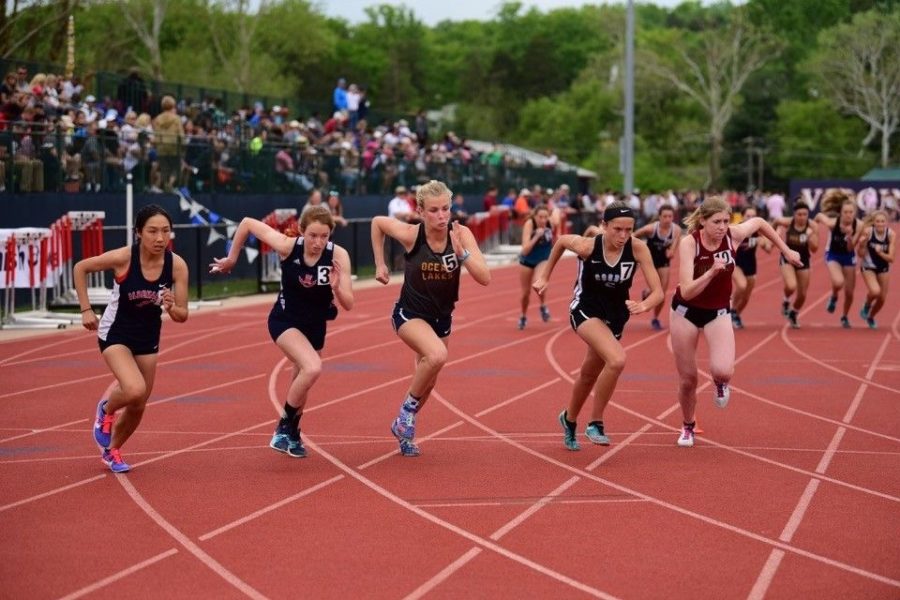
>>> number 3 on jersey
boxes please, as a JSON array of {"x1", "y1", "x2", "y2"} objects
[{"x1": 317, "y1": 266, "x2": 332, "y2": 285}]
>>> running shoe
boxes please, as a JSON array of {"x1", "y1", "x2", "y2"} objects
[
  {"x1": 650, "y1": 318, "x2": 663, "y2": 331},
  {"x1": 558, "y1": 410, "x2": 580, "y2": 451},
  {"x1": 539, "y1": 305, "x2": 551, "y2": 322},
  {"x1": 101, "y1": 448, "x2": 131, "y2": 473},
  {"x1": 788, "y1": 309, "x2": 799, "y2": 329},
  {"x1": 731, "y1": 313, "x2": 743, "y2": 329},
  {"x1": 270, "y1": 418, "x2": 306, "y2": 458},
  {"x1": 840, "y1": 316, "x2": 851, "y2": 329},
  {"x1": 93, "y1": 399, "x2": 114, "y2": 449},
  {"x1": 390, "y1": 421, "x2": 421, "y2": 457},
  {"x1": 714, "y1": 382, "x2": 730, "y2": 409},
  {"x1": 391, "y1": 408, "x2": 416, "y2": 441},
  {"x1": 781, "y1": 300, "x2": 790, "y2": 316},
  {"x1": 860, "y1": 304, "x2": 870, "y2": 320},
  {"x1": 677, "y1": 425, "x2": 695, "y2": 448},
  {"x1": 866, "y1": 317, "x2": 876, "y2": 329},
  {"x1": 517, "y1": 316, "x2": 527, "y2": 330},
  {"x1": 585, "y1": 422, "x2": 610, "y2": 446},
  {"x1": 826, "y1": 295, "x2": 838, "y2": 313}
]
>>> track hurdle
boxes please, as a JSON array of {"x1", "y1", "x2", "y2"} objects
[{"x1": 259, "y1": 209, "x2": 298, "y2": 290}]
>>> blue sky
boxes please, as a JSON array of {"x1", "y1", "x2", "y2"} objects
[{"x1": 316, "y1": 0, "x2": 742, "y2": 25}]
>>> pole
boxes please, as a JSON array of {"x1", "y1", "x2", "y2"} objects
[
  {"x1": 126, "y1": 172, "x2": 133, "y2": 244},
  {"x1": 623, "y1": 0, "x2": 635, "y2": 197}
]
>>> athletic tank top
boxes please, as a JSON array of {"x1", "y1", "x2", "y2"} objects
[
  {"x1": 98, "y1": 244, "x2": 173, "y2": 344},
  {"x1": 271, "y1": 238, "x2": 335, "y2": 322},
  {"x1": 736, "y1": 231, "x2": 758, "y2": 257},
  {"x1": 785, "y1": 223, "x2": 811, "y2": 264},
  {"x1": 570, "y1": 235, "x2": 636, "y2": 320},
  {"x1": 827, "y1": 219, "x2": 856, "y2": 255},
  {"x1": 863, "y1": 229, "x2": 890, "y2": 271},
  {"x1": 522, "y1": 219, "x2": 553, "y2": 261},
  {"x1": 673, "y1": 229, "x2": 735, "y2": 310},
  {"x1": 398, "y1": 223, "x2": 461, "y2": 318},
  {"x1": 647, "y1": 222, "x2": 675, "y2": 262}
]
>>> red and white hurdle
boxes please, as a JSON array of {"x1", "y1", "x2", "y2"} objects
[{"x1": 259, "y1": 208, "x2": 298, "y2": 288}]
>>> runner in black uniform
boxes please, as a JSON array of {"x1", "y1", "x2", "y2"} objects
[
  {"x1": 634, "y1": 205, "x2": 681, "y2": 330},
  {"x1": 856, "y1": 210, "x2": 895, "y2": 329},
  {"x1": 815, "y1": 190, "x2": 863, "y2": 328},
  {"x1": 772, "y1": 201, "x2": 818, "y2": 328},
  {"x1": 533, "y1": 202, "x2": 663, "y2": 451},
  {"x1": 75, "y1": 204, "x2": 189, "y2": 473},
  {"x1": 211, "y1": 206, "x2": 354, "y2": 458},
  {"x1": 371, "y1": 180, "x2": 491, "y2": 457},
  {"x1": 730, "y1": 206, "x2": 771, "y2": 329}
]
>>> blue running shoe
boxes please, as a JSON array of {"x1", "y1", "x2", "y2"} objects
[
  {"x1": 390, "y1": 420, "x2": 420, "y2": 456},
  {"x1": 860, "y1": 304, "x2": 870, "y2": 320},
  {"x1": 558, "y1": 410, "x2": 580, "y2": 451},
  {"x1": 826, "y1": 296, "x2": 838, "y2": 313},
  {"x1": 585, "y1": 422, "x2": 610, "y2": 446},
  {"x1": 841, "y1": 316, "x2": 851, "y2": 329},
  {"x1": 101, "y1": 448, "x2": 130, "y2": 473},
  {"x1": 539, "y1": 305, "x2": 551, "y2": 322},
  {"x1": 270, "y1": 417, "x2": 306, "y2": 458},
  {"x1": 93, "y1": 399, "x2": 114, "y2": 449},
  {"x1": 391, "y1": 409, "x2": 416, "y2": 441},
  {"x1": 866, "y1": 317, "x2": 876, "y2": 329},
  {"x1": 651, "y1": 318, "x2": 663, "y2": 331},
  {"x1": 781, "y1": 300, "x2": 790, "y2": 316},
  {"x1": 517, "y1": 316, "x2": 527, "y2": 330}
]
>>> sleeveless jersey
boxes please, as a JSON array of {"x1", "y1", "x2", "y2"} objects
[
  {"x1": 569, "y1": 235, "x2": 636, "y2": 322},
  {"x1": 98, "y1": 244, "x2": 173, "y2": 347},
  {"x1": 827, "y1": 219, "x2": 856, "y2": 255},
  {"x1": 397, "y1": 223, "x2": 461, "y2": 318},
  {"x1": 647, "y1": 222, "x2": 675, "y2": 265},
  {"x1": 862, "y1": 229, "x2": 891, "y2": 271},
  {"x1": 785, "y1": 223, "x2": 811, "y2": 265},
  {"x1": 521, "y1": 219, "x2": 553, "y2": 264},
  {"x1": 673, "y1": 229, "x2": 735, "y2": 310},
  {"x1": 270, "y1": 238, "x2": 335, "y2": 323}
]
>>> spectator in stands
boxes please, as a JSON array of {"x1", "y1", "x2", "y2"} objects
[
  {"x1": 346, "y1": 83, "x2": 361, "y2": 129},
  {"x1": 766, "y1": 191, "x2": 786, "y2": 221},
  {"x1": 301, "y1": 189, "x2": 324, "y2": 215},
  {"x1": 483, "y1": 185, "x2": 498, "y2": 211},
  {"x1": 1, "y1": 72, "x2": 17, "y2": 104},
  {"x1": 389, "y1": 185, "x2": 414, "y2": 222},
  {"x1": 333, "y1": 78, "x2": 348, "y2": 112},
  {"x1": 415, "y1": 109, "x2": 428, "y2": 146},
  {"x1": 152, "y1": 94, "x2": 184, "y2": 192},
  {"x1": 326, "y1": 190, "x2": 348, "y2": 227},
  {"x1": 14, "y1": 66, "x2": 29, "y2": 94},
  {"x1": 501, "y1": 187, "x2": 517, "y2": 208},
  {"x1": 543, "y1": 148, "x2": 558, "y2": 170},
  {"x1": 117, "y1": 67, "x2": 147, "y2": 114},
  {"x1": 451, "y1": 193, "x2": 468, "y2": 224}
]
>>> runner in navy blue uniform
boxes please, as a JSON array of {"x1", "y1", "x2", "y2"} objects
[
  {"x1": 730, "y1": 206, "x2": 771, "y2": 329},
  {"x1": 75, "y1": 205, "x2": 189, "y2": 473},
  {"x1": 772, "y1": 201, "x2": 818, "y2": 328},
  {"x1": 815, "y1": 190, "x2": 863, "y2": 328},
  {"x1": 856, "y1": 210, "x2": 895, "y2": 329},
  {"x1": 211, "y1": 206, "x2": 354, "y2": 458},
  {"x1": 371, "y1": 180, "x2": 491, "y2": 457},
  {"x1": 517, "y1": 204, "x2": 554, "y2": 330},
  {"x1": 670, "y1": 197, "x2": 801, "y2": 447},
  {"x1": 533, "y1": 202, "x2": 663, "y2": 450},
  {"x1": 633, "y1": 204, "x2": 681, "y2": 330}
]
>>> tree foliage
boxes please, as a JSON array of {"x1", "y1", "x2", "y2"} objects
[{"x1": 4, "y1": 0, "x2": 894, "y2": 190}]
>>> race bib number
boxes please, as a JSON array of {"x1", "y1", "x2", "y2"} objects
[
  {"x1": 317, "y1": 266, "x2": 332, "y2": 285},
  {"x1": 441, "y1": 254, "x2": 459, "y2": 272}
]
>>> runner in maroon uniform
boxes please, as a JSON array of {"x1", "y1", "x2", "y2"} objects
[{"x1": 670, "y1": 197, "x2": 801, "y2": 447}]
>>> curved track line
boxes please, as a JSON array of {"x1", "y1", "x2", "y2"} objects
[
  {"x1": 432, "y1": 393, "x2": 900, "y2": 589},
  {"x1": 545, "y1": 333, "x2": 900, "y2": 504},
  {"x1": 56, "y1": 549, "x2": 179, "y2": 600},
  {"x1": 260, "y1": 359, "x2": 618, "y2": 599},
  {"x1": 115, "y1": 476, "x2": 269, "y2": 600}
]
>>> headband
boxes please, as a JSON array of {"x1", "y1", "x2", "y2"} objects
[{"x1": 603, "y1": 206, "x2": 635, "y2": 223}]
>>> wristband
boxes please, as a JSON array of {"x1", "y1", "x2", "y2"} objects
[
  {"x1": 458, "y1": 250, "x2": 471, "y2": 264},
  {"x1": 80, "y1": 308, "x2": 93, "y2": 313}
]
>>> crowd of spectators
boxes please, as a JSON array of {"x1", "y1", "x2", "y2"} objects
[{"x1": 0, "y1": 65, "x2": 577, "y2": 197}]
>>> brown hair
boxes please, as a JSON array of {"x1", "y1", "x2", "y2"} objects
[
  {"x1": 683, "y1": 196, "x2": 730, "y2": 232},
  {"x1": 299, "y1": 205, "x2": 335, "y2": 232},
  {"x1": 819, "y1": 189, "x2": 853, "y2": 216}
]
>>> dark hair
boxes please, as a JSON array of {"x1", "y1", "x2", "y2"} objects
[
  {"x1": 658, "y1": 204, "x2": 675, "y2": 215},
  {"x1": 135, "y1": 204, "x2": 173, "y2": 230},
  {"x1": 792, "y1": 201, "x2": 810, "y2": 213}
]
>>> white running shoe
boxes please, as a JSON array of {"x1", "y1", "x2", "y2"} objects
[
  {"x1": 714, "y1": 382, "x2": 730, "y2": 408},
  {"x1": 677, "y1": 426, "x2": 695, "y2": 447}
]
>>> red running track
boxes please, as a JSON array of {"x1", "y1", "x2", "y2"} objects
[{"x1": 0, "y1": 248, "x2": 898, "y2": 600}]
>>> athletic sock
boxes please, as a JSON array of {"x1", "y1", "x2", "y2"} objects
[
  {"x1": 683, "y1": 421, "x2": 695, "y2": 430},
  {"x1": 564, "y1": 411, "x2": 577, "y2": 430},
  {"x1": 283, "y1": 402, "x2": 299, "y2": 421},
  {"x1": 402, "y1": 394, "x2": 420, "y2": 413}
]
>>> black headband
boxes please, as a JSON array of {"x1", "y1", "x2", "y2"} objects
[{"x1": 603, "y1": 206, "x2": 635, "y2": 222}]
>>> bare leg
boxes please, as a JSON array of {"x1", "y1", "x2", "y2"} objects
[
  {"x1": 275, "y1": 329, "x2": 322, "y2": 412},
  {"x1": 102, "y1": 346, "x2": 157, "y2": 450},
  {"x1": 669, "y1": 309, "x2": 700, "y2": 423}
]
